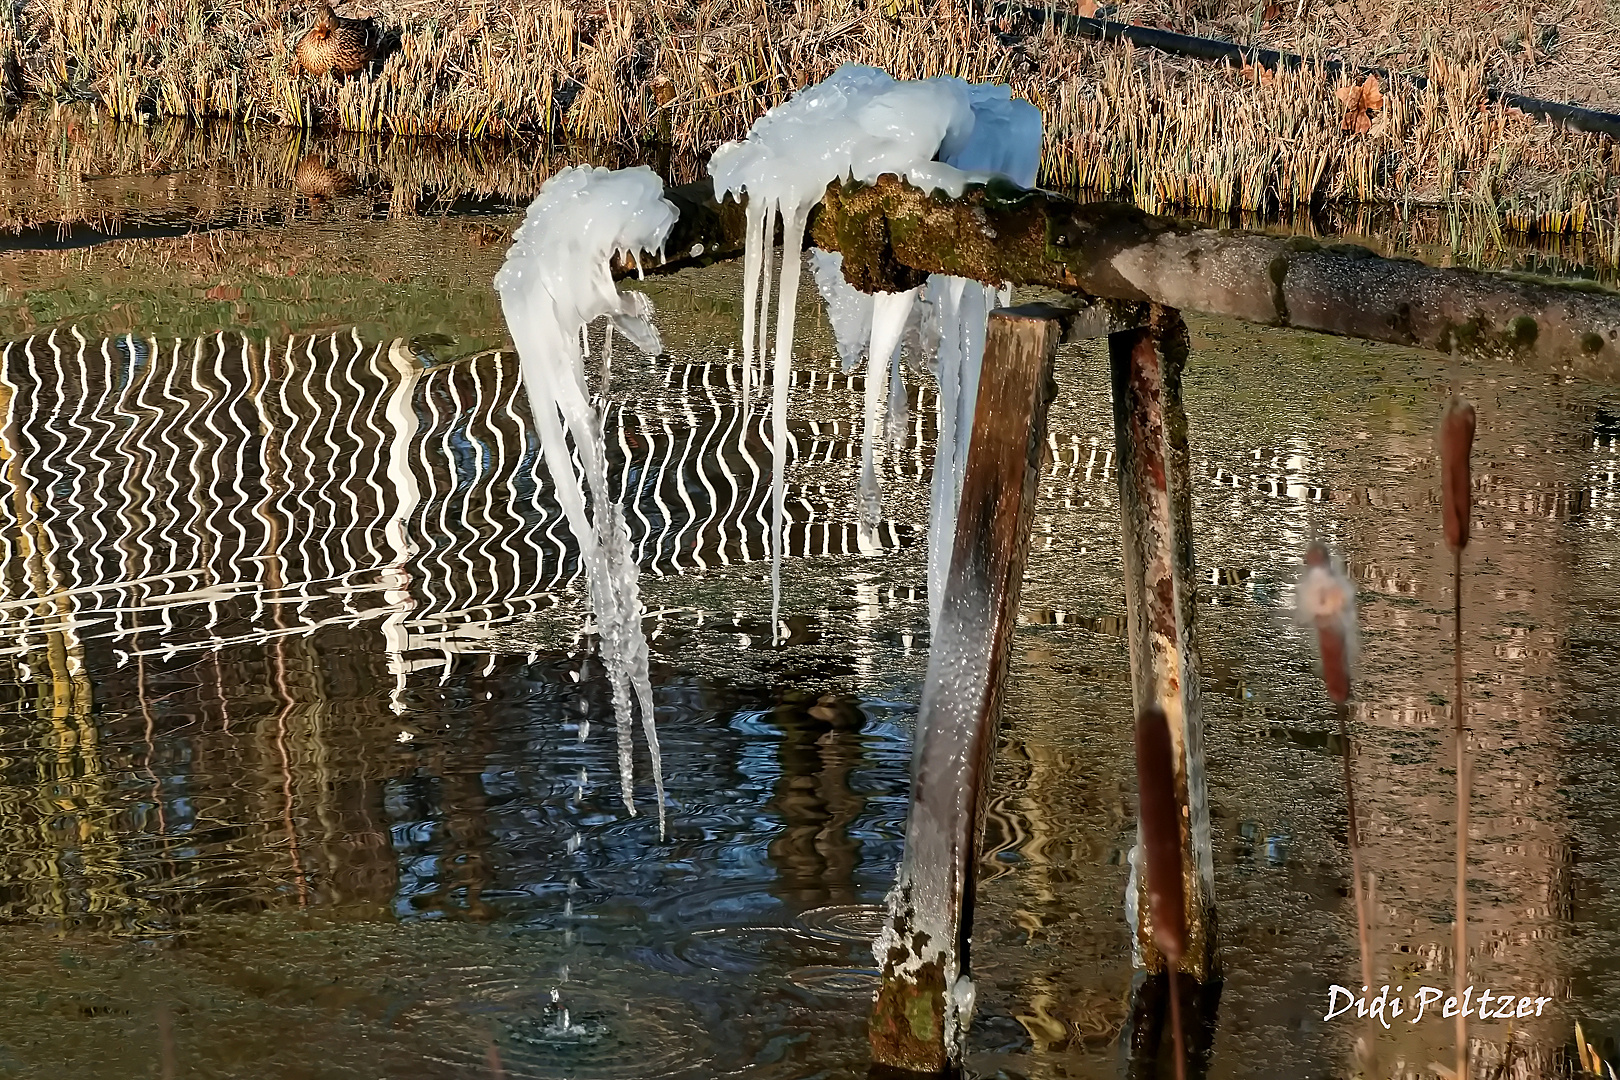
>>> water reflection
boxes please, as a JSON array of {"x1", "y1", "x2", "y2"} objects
[
  {"x1": 0, "y1": 106, "x2": 706, "y2": 244},
  {"x1": 0, "y1": 331, "x2": 921, "y2": 675},
  {"x1": 991, "y1": 329, "x2": 1620, "y2": 1079},
  {"x1": 0, "y1": 304, "x2": 927, "y2": 1075},
  {"x1": 0, "y1": 248, "x2": 1618, "y2": 1076}
]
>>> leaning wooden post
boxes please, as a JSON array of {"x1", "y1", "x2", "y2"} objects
[
  {"x1": 869, "y1": 304, "x2": 1064, "y2": 1074},
  {"x1": 1110, "y1": 305, "x2": 1219, "y2": 983}
]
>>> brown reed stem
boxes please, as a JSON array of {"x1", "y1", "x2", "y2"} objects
[
  {"x1": 1440, "y1": 394, "x2": 1474, "y2": 1080},
  {"x1": 156, "y1": 1004, "x2": 176, "y2": 1080},
  {"x1": 1337, "y1": 700, "x2": 1373, "y2": 993},
  {"x1": 1453, "y1": 544, "x2": 1468, "y2": 1080}
]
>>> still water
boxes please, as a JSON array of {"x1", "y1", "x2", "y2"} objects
[{"x1": 0, "y1": 122, "x2": 1618, "y2": 1079}]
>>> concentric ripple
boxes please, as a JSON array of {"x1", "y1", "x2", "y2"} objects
[
  {"x1": 785, "y1": 965, "x2": 881, "y2": 997},
  {"x1": 796, "y1": 903, "x2": 886, "y2": 944},
  {"x1": 410, "y1": 975, "x2": 716, "y2": 1080}
]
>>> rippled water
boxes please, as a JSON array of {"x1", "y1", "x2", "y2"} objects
[{"x1": 1, "y1": 137, "x2": 1619, "y2": 1079}]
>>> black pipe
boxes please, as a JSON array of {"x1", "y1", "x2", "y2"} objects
[{"x1": 998, "y1": 1, "x2": 1620, "y2": 141}]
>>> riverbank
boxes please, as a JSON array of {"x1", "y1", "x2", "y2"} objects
[{"x1": 0, "y1": 0, "x2": 1617, "y2": 240}]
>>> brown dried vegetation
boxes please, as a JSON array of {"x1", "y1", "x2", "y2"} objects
[{"x1": 0, "y1": 0, "x2": 1614, "y2": 249}]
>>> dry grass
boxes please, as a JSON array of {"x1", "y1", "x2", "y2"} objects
[
  {"x1": 1035, "y1": 39, "x2": 1620, "y2": 248},
  {"x1": 1105, "y1": 0, "x2": 1620, "y2": 112},
  {"x1": 0, "y1": 0, "x2": 1617, "y2": 253}
]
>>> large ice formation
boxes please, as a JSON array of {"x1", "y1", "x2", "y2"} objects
[
  {"x1": 495, "y1": 164, "x2": 672, "y2": 825},
  {"x1": 709, "y1": 65, "x2": 1042, "y2": 1064},
  {"x1": 497, "y1": 73, "x2": 1043, "y2": 1053},
  {"x1": 709, "y1": 63, "x2": 1041, "y2": 636}
]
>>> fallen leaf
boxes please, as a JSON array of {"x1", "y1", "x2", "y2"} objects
[
  {"x1": 1361, "y1": 73, "x2": 1383, "y2": 111},
  {"x1": 1241, "y1": 59, "x2": 1277, "y2": 84},
  {"x1": 205, "y1": 284, "x2": 241, "y2": 301},
  {"x1": 1336, "y1": 74, "x2": 1383, "y2": 134}
]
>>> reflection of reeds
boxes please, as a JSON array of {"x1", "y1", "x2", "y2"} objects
[
  {"x1": 1576, "y1": 1021, "x2": 1616, "y2": 1077},
  {"x1": 0, "y1": 105, "x2": 702, "y2": 236}
]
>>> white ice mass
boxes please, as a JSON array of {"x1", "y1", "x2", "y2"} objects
[
  {"x1": 494, "y1": 69, "x2": 1043, "y2": 886},
  {"x1": 495, "y1": 164, "x2": 672, "y2": 825},
  {"x1": 709, "y1": 67, "x2": 1041, "y2": 1064},
  {"x1": 709, "y1": 63, "x2": 1041, "y2": 635}
]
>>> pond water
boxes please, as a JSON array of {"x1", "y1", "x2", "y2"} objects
[{"x1": 1, "y1": 126, "x2": 1619, "y2": 1080}]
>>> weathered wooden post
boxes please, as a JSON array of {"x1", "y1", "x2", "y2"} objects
[
  {"x1": 1109, "y1": 305, "x2": 1219, "y2": 982},
  {"x1": 868, "y1": 304, "x2": 1065, "y2": 1074}
]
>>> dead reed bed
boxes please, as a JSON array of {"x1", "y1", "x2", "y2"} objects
[
  {"x1": 1, "y1": 0, "x2": 1617, "y2": 254},
  {"x1": 1035, "y1": 40, "x2": 1620, "y2": 254},
  {"x1": 1102, "y1": 0, "x2": 1620, "y2": 116}
]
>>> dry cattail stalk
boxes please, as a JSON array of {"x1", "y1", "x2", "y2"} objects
[
  {"x1": 1135, "y1": 703, "x2": 1186, "y2": 1080},
  {"x1": 1439, "y1": 393, "x2": 1476, "y2": 1080},
  {"x1": 1301, "y1": 541, "x2": 1374, "y2": 1011},
  {"x1": 1440, "y1": 397, "x2": 1477, "y2": 552}
]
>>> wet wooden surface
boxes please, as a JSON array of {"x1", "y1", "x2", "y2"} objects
[
  {"x1": 623, "y1": 176, "x2": 1620, "y2": 380},
  {"x1": 869, "y1": 304, "x2": 1064, "y2": 1073},
  {"x1": 1110, "y1": 307, "x2": 1219, "y2": 983}
]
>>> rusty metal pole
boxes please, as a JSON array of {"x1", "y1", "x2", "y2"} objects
[
  {"x1": 1110, "y1": 305, "x2": 1219, "y2": 983},
  {"x1": 869, "y1": 304, "x2": 1065, "y2": 1074}
]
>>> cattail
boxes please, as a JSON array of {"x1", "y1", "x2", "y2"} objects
[
  {"x1": 1135, "y1": 704, "x2": 1185, "y2": 963},
  {"x1": 1440, "y1": 397, "x2": 1476, "y2": 552},
  {"x1": 1299, "y1": 541, "x2": 1356, "y2": 704},
  {"x1": 1302, "y1": 543, "x2": 1374, "y2": 1001},
  {"x1": 1440, "y1": 393, "x2": 1475, "y2": 1080}
]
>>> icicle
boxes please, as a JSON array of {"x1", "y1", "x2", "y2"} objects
[
  {"x1": 740, "y1": 200, "x2": 767, "y2": 399},
  {"x1": 915, "y1": 276, "x2": 1006, "y2": 627},
  {"x1": 862, "y1": 290, "x2": 916, "y2": 528},
  {"x1": 925, "y1": 275, "x2": 967, "y2": 627},
  {"x1": 707, "y1": 64, "x2": 1043, "y2": 640},
  {"x1": 769, "y1": 205, "x2": 809, "y2": 643},
  {"x1": 756, "y1": 209, "x2": 776, "y2": 395},
  {"x1": 495, "y1": 164, "x2": 671, "y2": 833},
  {"x1": 885, "y1": 338, "x2": 908, "y2": 450},
  {"x1": 861, "y1": 343, "x2": 885, "y2": 529},
  {"x1": 907, "y1": 290, "x2": 941, "y2": 376},
  {"x1": 807, "y1": 247, "x2": 874, "y2": 372},
  {"x1": 958, "y1": 285, "x2": 993, "y2": 447}
]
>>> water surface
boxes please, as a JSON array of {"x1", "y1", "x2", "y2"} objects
[{"x1": 0, "y1": 132, "x2": 1617, "y2": 1080}]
